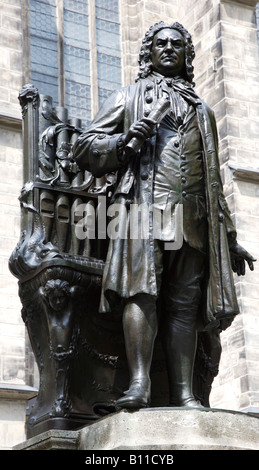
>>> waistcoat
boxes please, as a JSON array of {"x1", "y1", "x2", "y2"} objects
[{"x1": 153, "y1": 92, "x2": 207, "y2": 253}]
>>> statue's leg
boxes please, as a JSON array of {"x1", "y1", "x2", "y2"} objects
[
  {"x1": 115, "y1": 293, "x2": 158, "y2": 409},
  {"x1": 164, "y1": 310, "x2": 202, "y2": 407},
  {"x1": 162, "y1": 243, "x2": 206, "y2": 408}
]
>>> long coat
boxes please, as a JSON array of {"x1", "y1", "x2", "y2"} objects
[{"x1": 73, "y1": 74, "x2": 240, "y2": 330}]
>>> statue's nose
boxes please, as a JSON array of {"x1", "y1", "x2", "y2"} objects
[{"x1": 164, "y1": 40, "x2": 174, "y2": 51}]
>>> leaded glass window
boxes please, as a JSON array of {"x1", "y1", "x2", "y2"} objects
[
  {"x1": 30, "y1": 0, "x2": 59, "y2": 104},
  {"x1": 96, "y1": 0, "x2": 122, "y2": 107},
  {"x1": 63, "y1": 0, "x2": 91, "y2": 124},
  {"x1": 29, "y1": 0, "x2": 122, "y2": 125}
]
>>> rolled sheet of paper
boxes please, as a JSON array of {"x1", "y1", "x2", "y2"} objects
[{"x1": 125, "y1": 96, "x2": 171, "y2": 156}]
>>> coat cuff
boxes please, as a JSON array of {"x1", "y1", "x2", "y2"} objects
[{"x1": 89, "y1": 133, "x2": 126, "y2": 177}]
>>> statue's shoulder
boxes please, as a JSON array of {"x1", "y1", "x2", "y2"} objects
[
  {"x1": 117, "y1": 79, "x2": 145, "y2": 101},
  {"x1": 121, "y1": 79, "x2": 146, "y2": 92}
]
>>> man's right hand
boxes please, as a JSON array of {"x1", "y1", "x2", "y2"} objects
[{"x1": 125, "y1": 117, "x2": 156, "y2": 145}]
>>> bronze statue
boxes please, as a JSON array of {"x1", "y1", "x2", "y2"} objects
[{"x1": 60, "y1": 22, "x2": 255, "y2": 411}]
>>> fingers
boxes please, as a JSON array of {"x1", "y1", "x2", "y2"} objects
[
  {"x1": 135, "y1": 119, "x2": 155, "y2": 137},
  {"x1": 232, "y1": 259, "x2": 243, "y2": 276},
  {"x1": 245, "y1": 254, "x2": 256, "y2": 271},
  {"x1": 233, "y1": 256, "x2": 255, "y2": 276},
  {"x1": 245, "y1": 255, "x2": 256, "y2": 271},
  {"x1": 231, "y1": 257, "x2": 237, "y2": 273},
  {"x1": 243, "y1": 253, "x2": 256, "y2": 272},
  {"x1": 141, "y1": 117, "x2": 157, "y2": 127},
  {"x1": 239, "y1": 259, "x2": 245, "y2": 276},
  {"x1": 247, "y1": 260, "x2": 255, "y2": 271},
  {"x1": 125, "y1": 119, "x2": 155, "y2": 144},
  {"x1": 230, "y1": 244, "x2": 256, "y2": 275}
]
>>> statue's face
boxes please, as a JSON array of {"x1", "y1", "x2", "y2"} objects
[
  {"x1": 48, "y1": 289, "x2": 67, "y2": 311},
  {"x1": 151, "y1": 28, "x2": 185, "y2": 78}
]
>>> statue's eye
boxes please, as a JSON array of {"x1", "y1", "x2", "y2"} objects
[
  {"x1": 40, "y1": 249, "x2": 48, "y2": 257},
  {"x1": 156, "y1": 41, "x2": 166, "y2": 48}
]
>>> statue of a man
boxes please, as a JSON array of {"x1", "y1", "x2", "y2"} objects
[{"x1": 73, "y1": 22, "x2": 255, "y2": 410}]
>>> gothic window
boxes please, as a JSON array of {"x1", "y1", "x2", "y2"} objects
[
  {"x1": 95, "y1": 0, "x2": 122, "y2": 107},
  {"x1": 29, "y1": 0, "x2": 122, "y2": 126},
  {"x1": 63, "y1": 0, "x2": 91, "y2": 124},
  {"x1": 30, "y1": 0, "x2": 59, "y2": 103}
]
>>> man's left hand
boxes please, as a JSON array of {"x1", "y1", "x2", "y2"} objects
[{"x1": 230, "y1": 243, "x2": 256, "y2": 276}]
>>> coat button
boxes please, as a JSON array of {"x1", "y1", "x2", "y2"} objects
[
  {"x1": 174, "y1": 141, "x2": 179, "y2": 148},
  {"x1": 141, "y1": 172, "x2": 149, "y2": 180},
  {"x1": 181, "y1": 177, "x2": 187, "y2": 183},
  {"x1": 182, "y1": 191, "x2": 187, "y2": 197},
  {"x1": 145, "y1": 96, "x2": 153, "y2": 104}
]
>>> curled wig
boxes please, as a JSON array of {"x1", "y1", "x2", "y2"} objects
[{"x1": 136, "y1": 21, "x2": 195, "y2": 86}]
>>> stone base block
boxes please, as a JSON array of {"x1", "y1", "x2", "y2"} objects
[
  {"x1": 13, "y1": 407, "x2": 259, "y2": 451},
  {"x1": 13, "y1": 429, "x2": 79, "y2": 450}
]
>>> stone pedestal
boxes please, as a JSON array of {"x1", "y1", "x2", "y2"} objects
[{"x1": 13, "y1": 408, "x2": 259, "y2": 451}]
